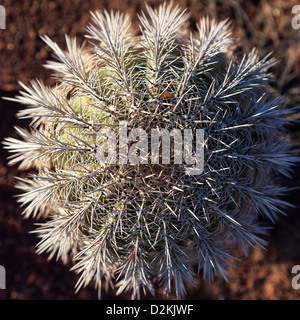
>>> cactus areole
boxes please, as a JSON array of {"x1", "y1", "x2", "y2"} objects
[{"x1": 3, "y1": 3, "x2": 298, "y2": 298}]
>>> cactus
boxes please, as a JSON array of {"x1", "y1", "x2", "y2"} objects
[{"x1": 3, "y1": 2, "x2": 298, "y2": 299}]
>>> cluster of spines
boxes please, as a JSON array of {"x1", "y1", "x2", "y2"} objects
[{"x1": 3, "y1": 2, "x2": 298, "y2": 299}]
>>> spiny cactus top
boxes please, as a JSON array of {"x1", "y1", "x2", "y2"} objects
[{"x1": 3, "y1": 2, "x2": 298, "y2": 298}]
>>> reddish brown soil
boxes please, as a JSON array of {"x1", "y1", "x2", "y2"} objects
[{"x1": 0, "y1": 0, "x2": 300, "y2": 300}]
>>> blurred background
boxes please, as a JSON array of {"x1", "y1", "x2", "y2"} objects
[{"x1": 0, "y1": 0, "x2": 300, "y2": 300}]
